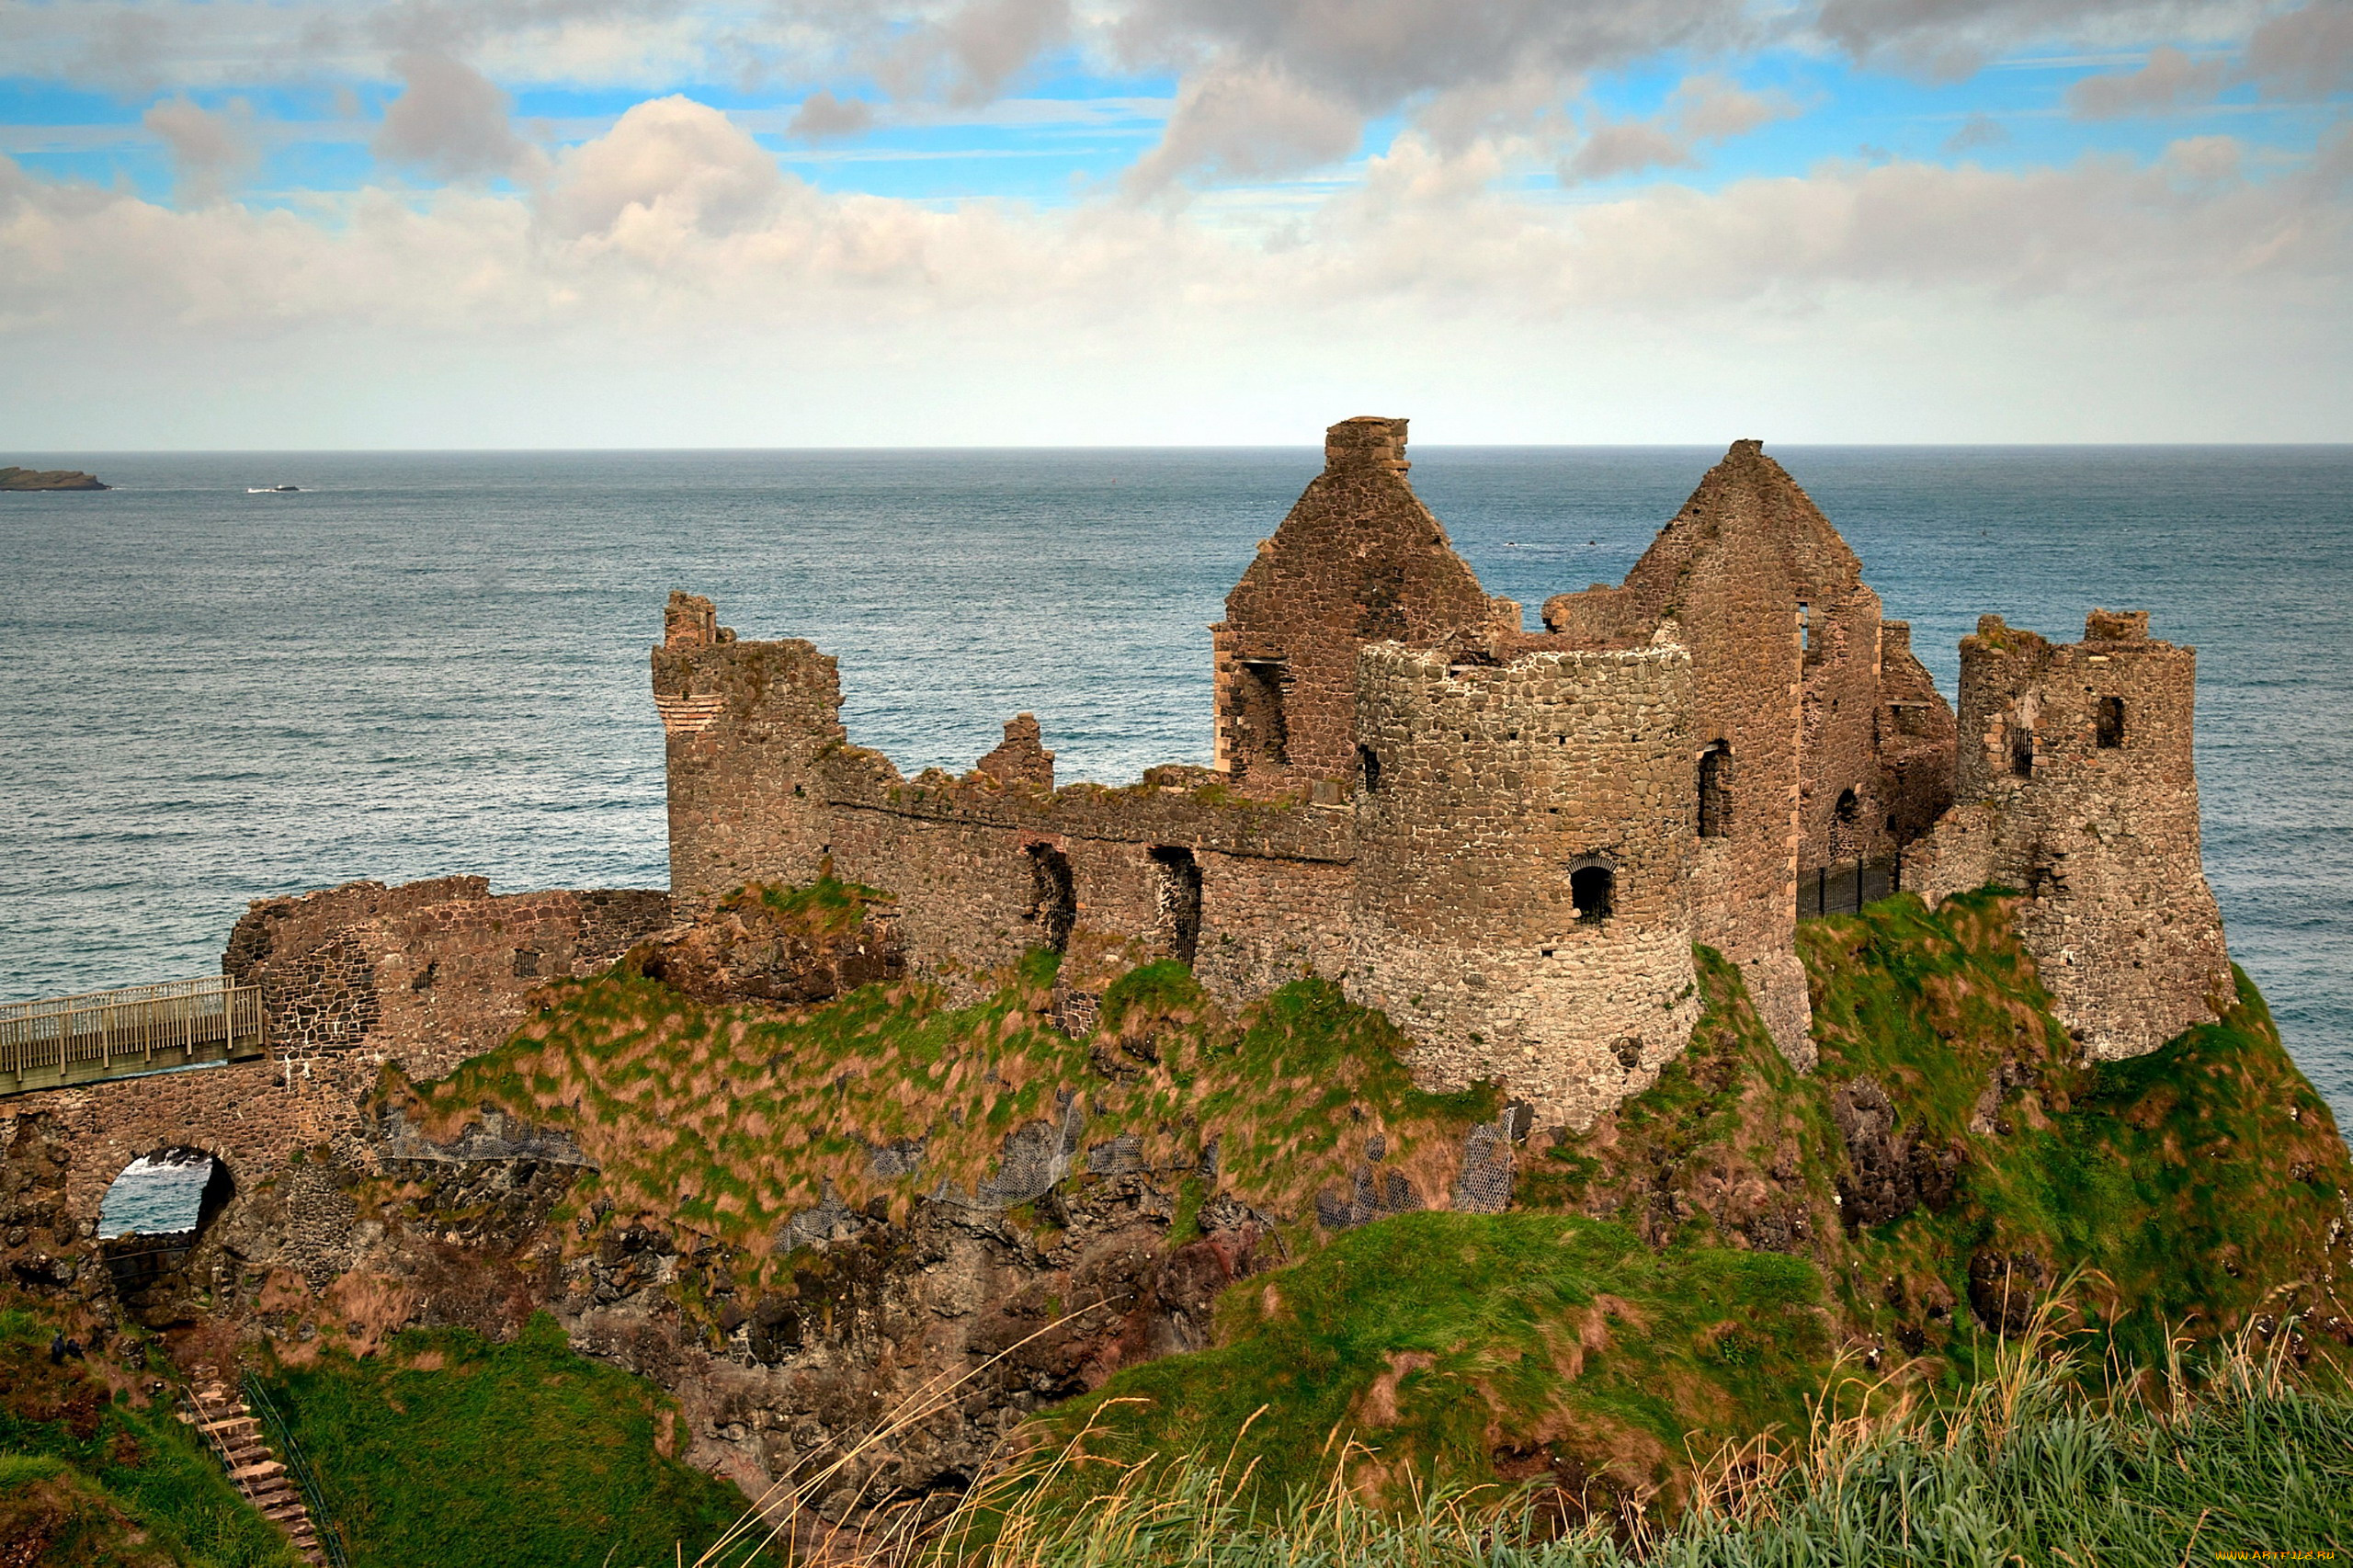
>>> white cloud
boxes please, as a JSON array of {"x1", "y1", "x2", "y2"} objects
[
  {"x1": 1122, "y1": 62, "x2": 1364, "y2": 192},
  {"x1": 787, "y1": 89, "x2": 878, "y2": 141},
  {"x1": 3, "y1": 98, "x2": 2338, "y2": 340},
  {"x1": 539, "y1": 95, "x2": 799, "y2": 244},
  {"x1": 874, "y1": 0, "x2": 1072, "y2": 105},
  {"x1": 1813, "y1": 0, "x2": 2269, "y2": 79},
  {"x1": 2243, "y1": 2, "x2": 2353, "y2": 98},
  {"x1": 1565, "y1": 120, "x2": 1698, "y2": 183},
  {"x1": 1944, "y1": 112, "x2": 2009, "y2": 153}
]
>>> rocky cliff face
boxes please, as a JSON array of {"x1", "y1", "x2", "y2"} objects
[{"x1": 5, "y1": 881, "x2": 2347, "y2": 1527}]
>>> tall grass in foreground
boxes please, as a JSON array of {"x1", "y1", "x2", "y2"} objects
[{"x1": 685, "y1": 1302, "x2": 2350, "y2": 1567}]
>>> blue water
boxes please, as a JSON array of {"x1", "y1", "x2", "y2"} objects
[
  {"x1": 98, "y1": 1153, "x2": 214, "y2": 1238},
  {"x1": 4, "y1": 447, "x2": 2347, "y2": 1129}
]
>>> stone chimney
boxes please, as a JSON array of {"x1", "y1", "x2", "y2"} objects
[
  {"x1": 1324, "y1": 416, "x2": 1410, "y2": 472},
  {"x1": 2084, "y1": 608, "x2": 2150, "y2": 642},
  {"x1": 665, "y1": 591, "x2": 733, "y2": 649}
]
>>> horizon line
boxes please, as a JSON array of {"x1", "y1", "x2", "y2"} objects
[{"x1": 12, "y1": 440, "x2": 2353, "y2": 458}]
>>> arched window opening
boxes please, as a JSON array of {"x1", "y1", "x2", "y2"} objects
[
  {"x1": 2008, "y1": 723, "x2": 2035, "y2": 778},
  {"x1": 1358, "y1": 744, "x2": 1382, "y2": 792},
  {"x1": 1151, "y1": 847, "x2": 1204, "y2": 967},
  {"x1": 1570, "y1": 860, "x2": 1616, "y2": 925},
  {"x1": 99, "y1": 1149, "x2": 234, "y2": 1310},
  {"x1": 1697, "y1": 743, "x2": 1730, "y2": 838},
  {"x1": 2096, "y1": 696, "x2": 2125, "y2": 749},
  {"x1": 1834, "y1": 789, "x2": 1859, "y2": 826},
  {"x1": 1027, "y1": 845, "x2": 1076, "y2": 955},
  {"x1": 1234, "y1": 659, "x2": 1289, "y2": 775}
]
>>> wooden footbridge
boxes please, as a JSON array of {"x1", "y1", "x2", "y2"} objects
[{"x1": 0, "y1": 976, "x2": 267, "y2": 1096}]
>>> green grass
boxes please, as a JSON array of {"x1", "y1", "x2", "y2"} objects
[
  {"x1": 0, "y1": 1309, "x2": 301, "y2": 1568},
  {"x1": 1798, "y1": 890, "x2": 2352, "y2": 1375},
  {"x1": 927, "y1": 1336, "x2": 2350, "y2": 1567},
  {"x1": 1040, "y1": 1210, "x2": 1831, "y2": 1508},
  {"x1": 256, "y1": 1312, "x2": 758, "y2": 1568},
  {"x1": 391, "y1": 921, "x2": 1495, "y2": 1285},
  {"x1": 359, "y1": 879, "x2": 2350, "y2": 1549},
  {"x1": 1035, "y1": 888, "x2": 2353, "y2": 1508}
]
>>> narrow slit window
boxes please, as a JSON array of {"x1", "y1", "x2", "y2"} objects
[
  {"x1": 2008, "y1": 723, "x2": 2035, "y2": 778},
  {"x1": 1697, "y1": 742, "x2": 1730, "y2": 838},
  {"x1": 2096, "y1": 696, "x2": 2124, "y2": 749},
  {"x1": 1358, "y1": 744, "x2": 1382, "y2": 792}
]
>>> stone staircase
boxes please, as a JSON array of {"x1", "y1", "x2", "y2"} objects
[{"x1": 180, "y1": 1369, "x2": 328, "y2": 1565}]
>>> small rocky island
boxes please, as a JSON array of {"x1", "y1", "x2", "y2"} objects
[{"x1": 1, "y1": 465, "x2": 109, "y2": 491}]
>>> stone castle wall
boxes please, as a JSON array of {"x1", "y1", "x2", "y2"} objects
[
  {"x1": 226, "y1": 877, "x2": 671, "y2": 1082},
  {"x1": 654, "y1": 598, "x2": 1361, "y2": 1004},
  {"x1": 1347, "y1": 641, "x2": 1701, "y2": 1128},
  {"x1": 1904, "y1": 611, "x2": 2231, "y2": 1059},
  {"x1": 15, "y1": 419, "x2": 2233, "y2": 1249},
  {"x1": 655, "y1": 419, "x2": 2228, "y2": 1122},
  {"x1": 1532, "y1": 443, "x2": 1971, "y2": 1067},
  {"x1": 1211, "y1": 417, "x2": 1518, "y2": 790},
  {"x1": 8, "y1": 876, "x2": 670, "y2": 1234},
  {"x1": 654, "y1": 597, "x2": 1710, "y2": 1129}
]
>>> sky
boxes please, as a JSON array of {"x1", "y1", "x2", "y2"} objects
[{"x1": 1, "y1": 0, "x2": 2347, "y2": 448}]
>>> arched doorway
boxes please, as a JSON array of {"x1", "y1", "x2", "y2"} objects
[{"x1": 99, "y1": 1148, "x2": 234, "y2": 1323}]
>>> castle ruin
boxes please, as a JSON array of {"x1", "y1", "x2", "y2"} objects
[{"x1": 656, "y1": 418, "x2": 2235, "y2": 1130}]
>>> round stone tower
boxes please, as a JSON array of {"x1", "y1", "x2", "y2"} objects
[{"x1": 1347, "y1": 637, "x2": 1701, "y2": 1131}]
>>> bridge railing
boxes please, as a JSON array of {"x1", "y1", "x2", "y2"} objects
[{"x1": 0, "y1": 976, "x2": 267, "y2": 1095}]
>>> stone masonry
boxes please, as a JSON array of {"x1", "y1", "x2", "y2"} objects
[
  {"x1": 1540, "y1": 440, "x2": 1958, "y2": 1062},
  {"x1": 1212, "y1": 416, "x2": 1521, "y2": 792},
  {"x1": 1902, "y1": 610, "x2": 2232, "y2": 1058},
  {"x1": 4, "y1": 877, "x2": 669, "y2": 1243},
  {"x1": 656, "y1": 416, "x2": 2226, "y2": 1131},
  {"x1": 9, "y1": 416, "x2": 2230, "y2": 1207}
]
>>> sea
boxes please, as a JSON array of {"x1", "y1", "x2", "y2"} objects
[{"x1": 7, "y1": 447, "x2": 2348, "y2": 1228}]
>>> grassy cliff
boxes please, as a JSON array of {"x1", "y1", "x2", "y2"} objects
[
  {"x1": 256, "y1": 1312, "x2": 757, "y2": 1568},
  {"x1": 0, "y1": 1309, "x2": 301, "y2": 1568},
  {"x1": 348, "y1": 879, "x2": 2353, "y2": 1534},
  {"x1": 1032, "y1": 888, "x2": 2350, "y2": 1507},
  {"x1": 386, "y1": 888, "x2": 1497, "y2": 1282}
]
